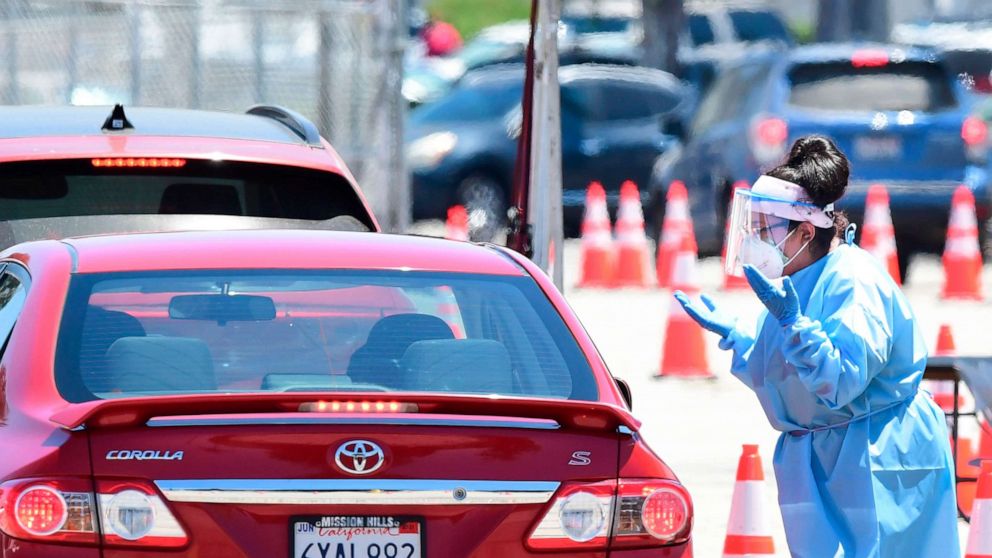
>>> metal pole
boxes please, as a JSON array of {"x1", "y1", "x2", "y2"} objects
[
  {"x1": 190, "y1": 3, "x2": 202, "y2": 108},
  {"x1": 129, "y1": 0, "x2": 142, "y2": 104},
  {"x1": 317, "y1": 11, "x2": 333, "y2": 141},
  {"x1": 4, "y1": 1, "x2": 19, "y2": 105},
  {"x1": 251, "y1": 9, "x2": 266, "y2": 103},
  {"x1": 66, "y1": 3, "x2": 80, "y2": 104},
  {"x1": 528, "y1": 0, "x2": 564, "y2": 289},
  {"x1": 389, "y1": 0, "x2": 409, "y2": 232}
]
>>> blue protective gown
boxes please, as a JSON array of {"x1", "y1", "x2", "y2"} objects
[{"x1": 721, "y1": 243, "x2": 960, "y2": 558}]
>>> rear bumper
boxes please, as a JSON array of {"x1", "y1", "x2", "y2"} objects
[{"x1": 838, "y1": 180, "x2": 991, "y2": 253}]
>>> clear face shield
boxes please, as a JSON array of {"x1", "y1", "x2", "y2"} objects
[{"x1": 724, "y1": 189, "x2": 831, "y2": 278}]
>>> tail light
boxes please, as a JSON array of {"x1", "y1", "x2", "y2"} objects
[
  {"x1": 526, "y1": 479, "x2": 692, "y2": 551},
  {"x1": 0, "y1": 478, "x2": 187, "y2": 549},
  {"x1": 750, "y1": 116, "x2": 789, "y2": 167},
  {"x1": 962, "y1": 116, "x2": 989, "y2": 163}
]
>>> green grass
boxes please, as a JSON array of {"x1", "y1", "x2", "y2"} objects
[{"x1": 426, "y1": 0, "x2": 532, "y2": 41}]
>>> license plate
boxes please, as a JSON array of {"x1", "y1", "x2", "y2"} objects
[
  {"x1": 853, "y1": 135, "x2": 903, "y2": 160},
  {"x1": 291, "y1": 516, "x2": 423, "y2": 558}
]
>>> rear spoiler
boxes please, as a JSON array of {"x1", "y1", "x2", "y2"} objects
[{"x1": 50, "y1": 392, "x2": 641, "y2": 433}]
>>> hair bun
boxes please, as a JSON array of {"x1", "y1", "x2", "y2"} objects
[{"x1": 788, "y1": 136, "x2": 831, "y2": 165}]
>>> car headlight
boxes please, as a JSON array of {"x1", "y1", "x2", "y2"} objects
[{"x1": 407, "y1": 132, "x2": 458, "y2": 170}]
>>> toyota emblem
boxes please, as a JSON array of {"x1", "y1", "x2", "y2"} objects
[{"x1": 334, "y1": 440, "x2": 385, "y2": 475}]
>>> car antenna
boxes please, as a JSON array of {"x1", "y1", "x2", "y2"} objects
[{"x1": 101, "y1": 104, "x2": 133, "y2": 132}]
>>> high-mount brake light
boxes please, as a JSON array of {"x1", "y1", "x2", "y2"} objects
[
  {"x1": 91, "y1": 158, "x2": 187, "y2": 168},
  {"x1": 527, "y1": 479, "x2": 693, "y2": 551},
  {"x1": 299, "y1": 401, "x2": 419, "y2": 413},
  {"x1": 0, "y1": 478, "x2": 187, "y2": 548},
  {"x1": 851, "y1": 49, "x2": 890, "y2": 68}
]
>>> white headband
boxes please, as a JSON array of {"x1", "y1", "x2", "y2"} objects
[{"x1": 750, "y1": 175, "x2": 836, "y2": 229}]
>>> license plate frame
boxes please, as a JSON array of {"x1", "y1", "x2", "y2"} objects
[
  {"x1": 853, "y1": 134, "x2": 903, "y2": 160},
  {"x1": 290, "y1": 515, "x2": 425, "y2": 558}
]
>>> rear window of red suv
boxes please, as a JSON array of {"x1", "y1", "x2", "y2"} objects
[
  {"x1": 788, "y1": 61, "x2": 957, "y2": 112},
  {"x1": 0, "y1": 159, "x2": 373, "y2": 228},
  {"x1": 55, "y1": 270, "x2": 598, "y2": 403}
]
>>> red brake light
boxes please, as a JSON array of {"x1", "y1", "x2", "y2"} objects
[
  {"x1": 15, "y1": 486, "x2": 67, "y2": 536},
  {"x1": 750, "y1": 116, "x2": 789, "y2": 166},
  {"x1": 91, "y1": 158, "x2": 187, "y2": 168},
  {"x1": 0, "y1": 478, "x2": 186, "y2": 548},
  {"x1": 527, "y1": 479, "x2": 692, "y2": 551},
  {"x1": 963, "y1": 116, "x2": 988, "y2": 146},
  {"x1": 755, "y1": 118, "x2": 788, "y2": 146},
  {"x1": 851, "y1": 49, "x2": 889, "y2": 68}
]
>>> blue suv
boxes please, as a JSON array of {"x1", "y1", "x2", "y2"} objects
[{"x1": 650, "y1": 43, "x2": 990, "y2": 277}]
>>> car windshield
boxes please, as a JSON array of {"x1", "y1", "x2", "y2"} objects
[
  {"x1": 410, "y1": 78, "x2": 523, "y2": 123},
  {"x1": 0, "y1": 159, "x2": 372, "y2": 227},
  {"x1": 788, "y1": 61, "x2": 958, "y2": 112},
  {"x1": 55, "y1": 270, "x2": 597, "y2": 403}
]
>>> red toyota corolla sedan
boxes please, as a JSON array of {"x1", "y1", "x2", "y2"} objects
[{"x1": 0, "y1": 229, "x2": 692, "y2": 557}]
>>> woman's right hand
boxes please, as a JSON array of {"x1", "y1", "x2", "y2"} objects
[{"x1": 673, "y1": 291, "x2": 736, "y2": 338}]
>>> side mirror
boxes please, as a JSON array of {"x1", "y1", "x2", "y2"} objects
[{"x1": 614, "y1": 377, "x2": 632, "y2": 410}]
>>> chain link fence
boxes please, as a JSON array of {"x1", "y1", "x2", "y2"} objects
[{"x1": 0, "y1": 0, "x2": 409, "y2": 231}]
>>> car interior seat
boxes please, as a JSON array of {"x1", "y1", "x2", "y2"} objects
[
  {"x1": 401, "y1": 338, "x2": 513, "y2": 394},
  {"x1": 159, "y1": 183, "x2": 243, "y2": 216},
  {"x1": 104, "y1": 336, "x2": 216, "y2": 394},
  {"x1": 346, "y1": 313, "x2": 455, "y2": 388}
]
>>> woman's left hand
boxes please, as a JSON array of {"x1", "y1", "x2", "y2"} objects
[{"x1": 743, "y1": 264, "x2": 801, "y2": 327}]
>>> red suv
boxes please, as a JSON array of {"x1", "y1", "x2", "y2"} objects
[{"x1": 0, "y1": 104, "x2": 378, "y2": 248}]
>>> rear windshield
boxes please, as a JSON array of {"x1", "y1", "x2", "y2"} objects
[
  {"x1": 55, "y1": 270, "x2": 597, "y2": 402},
  {"x1": 0, "y1": 159, "x2": 374, "y2": 229},
  {"x1": 788, "y1": 61, "x2": 957, "y2": 112}
]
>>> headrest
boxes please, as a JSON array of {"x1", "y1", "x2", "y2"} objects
[
  {"x1": 401, "y1": 339, "x2": 513, "y2": 394},
  {"x1": 104, "y1": 336, "x2": 216, "y2": 394}
]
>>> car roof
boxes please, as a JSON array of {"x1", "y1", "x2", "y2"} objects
[
  {"x1": 36, "y1": 230, "x2": 526, "y2": 276},
  {"x1": 786, "y1": 42, "x2": 939, "y2": 65},
  {"x1": 0, "y1": 105, "x2": 313, "y2": 145},
  {"x1": 461, "y1": 63, "x2": 681, "y2": 90}
]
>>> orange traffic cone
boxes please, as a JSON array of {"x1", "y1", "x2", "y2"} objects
[
  {"x1": 614, "y1": 180, "x2": 650, "y2": 287},
  {"x1": 964, "y1": 461, "x2": 992, "y2": 557},
  {"x1": 656, "y1": 180, "x2": 692, "y2": 289},
  {"x1": 445, "y1": 205, "x2": 469, "y2": 241},
  {"x1": 722, "y1": 445, "x2": 776, "y2": 557},
  {"x1": 958, "y1": 435, "x2": 979, "y2": 518},
  {"x1": 929, "y1": 324, "x2": 964, "y2": 412},
  {"x1": 578, "y1": 182, "x2": 615, "y2": 288},
  {"x1": 722, "y1": 180, "x2": 750, "y2": 291},
  {"x1": 942, "y1": 185, "x2": 984, "y2": 300},
  {"x1": 861, "y1": 184, "x2": 902, "y2": 285},
  {"x1": 658, "y1": 232, "x2": 713, "y2": 379}
]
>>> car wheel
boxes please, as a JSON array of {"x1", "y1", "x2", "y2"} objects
[{"x1": 457, "y1": 174, "x2": 506, "y2": 242}]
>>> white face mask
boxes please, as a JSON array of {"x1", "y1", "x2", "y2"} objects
[{"x1": 739, "y1": 227, "x2": 812, "y2": 279}]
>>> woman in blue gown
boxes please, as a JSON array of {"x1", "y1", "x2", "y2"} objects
[{"x1": 675, "y1": 136, "x2": 960, "y2": 557}]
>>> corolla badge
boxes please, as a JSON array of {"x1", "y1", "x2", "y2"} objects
[{"x1": 334, "y1": 440, "x2": 385, "y2": 475}]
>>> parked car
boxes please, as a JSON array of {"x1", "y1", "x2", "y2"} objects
[
  {"x1": 408, "y1": 64, "x2": 690, "y2": 239},
  {"x1": 0, "y1": 228, "x2": 694, "y2": 556},
  {"x1": 684, "y1": 3, "x2": 794, "y2": 48},
  {"x1": 402, "y1": 20, "x2": 639, "y2": 107},
  {"x1": 649, "y1": 43, "x2": 990, "y2": 277},
  {"x1": 892, "y1": 18, "x2": 992, "y2": 97},
  {"x1": 0, "y1": 104, "x2": 378, "y2": 249}
]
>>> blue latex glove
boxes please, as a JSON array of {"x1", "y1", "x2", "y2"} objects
[
  {"x1": 742, "y1": 264, "x2": 801, "y2": 327},
  {"x1": 673, "y1": 291, "x2": 736, "y2": 338}
]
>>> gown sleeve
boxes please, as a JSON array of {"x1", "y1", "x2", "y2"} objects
[
  {"x1": 779, "y1": 281, "x2": 893, "y2": 410},
  {"x1": 719, "y1": 320, "x2": 757, "y2": 388}
]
